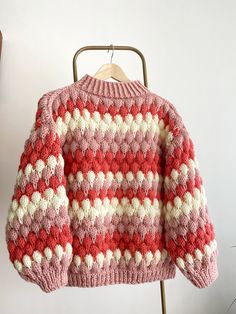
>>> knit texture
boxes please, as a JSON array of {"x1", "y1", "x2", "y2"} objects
[{"x1": 5, "y1": 74, "x2": 218, "y2": 293}]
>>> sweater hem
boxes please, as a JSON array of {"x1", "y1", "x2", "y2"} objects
[{"x1": 66, "y1": 266, "x2": 176, "y2": 288}]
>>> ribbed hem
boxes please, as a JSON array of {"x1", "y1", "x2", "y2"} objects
[
  {"x1": 76, "y1": 74, "x2": 151, "y2": 99},
  {"x1": 67, "y1": 265, "x2": 176, "y2": 288}
]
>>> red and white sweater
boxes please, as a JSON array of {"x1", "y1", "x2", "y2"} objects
[{"x1": 5, "y1": 74, "x2": 218, "y2": 292}]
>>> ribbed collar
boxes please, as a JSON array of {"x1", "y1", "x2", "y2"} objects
[{"x1": 76, "y1": 74, "x2": 151, "y2": 99}]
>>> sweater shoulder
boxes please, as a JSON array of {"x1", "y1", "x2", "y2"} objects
[
  {"x1": 38, "y1": 82, "x2": 75, "y2": 105},
  {"x1": 151, "y1": 92, "x2": 185, "y2": 126},
  {"x1": 36, "y1": 82, "x2": 78, "y2": 125},
  {"x1": 152, "y1": 93, "x2": 180, "y2": 116}
]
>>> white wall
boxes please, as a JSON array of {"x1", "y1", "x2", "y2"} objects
[{"x1": 0, "y1": 1, "x2": 235, "y2": 313}]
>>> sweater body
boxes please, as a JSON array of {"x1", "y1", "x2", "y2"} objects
[{"x1": 5, "y1": 74, "x2": 218, "y2": 292}]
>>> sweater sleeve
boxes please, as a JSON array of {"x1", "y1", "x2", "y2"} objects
[
  {"x1": 160, "y1": 99, "x2": 219, "y2": 288},
  {"x1": 5, "y1": 93, "x2": 73, "y2": 293}
]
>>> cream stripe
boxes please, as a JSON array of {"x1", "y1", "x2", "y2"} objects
[
  {"x1": 7, "y1": 185, "x2": 68, "y2": 223},
  {"x1": 17, "y1": 154, "x2": 64, "y2": 183},
  {"x1": 163, "y1": 185, "x2": 207, "y2": 221},
  {"x1": 73, "y1": 248, "x2": 168, "y2": 269},
  {"x1": 56, "y1": 110, "x2": 166, "y2": 137},
  {"x1": 69, "y1": 196, "x2": 162, "y2": 222},
  {"x1": 67, "y1": 170, "x2": 161, "y2": 187},
  {"x1": 164, "y1": 157, "x2": 199, "y2": 188}
]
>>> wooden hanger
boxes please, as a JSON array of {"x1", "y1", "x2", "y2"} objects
[{"x1": 93, "y1": 44, "x2": 131, "y2": 82}]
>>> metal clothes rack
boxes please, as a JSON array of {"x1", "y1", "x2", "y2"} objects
[{"x1": 72, "y1": 45, "x2": 167, "y2": 314}]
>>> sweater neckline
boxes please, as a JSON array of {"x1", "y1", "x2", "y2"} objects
[{"x1": 75, "y1": 74, "x2": 151, "y2": 99}]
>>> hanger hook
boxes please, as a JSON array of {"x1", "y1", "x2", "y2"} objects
[{"x1": 107, "y1": 44, "x2": 114, "y2": 63}]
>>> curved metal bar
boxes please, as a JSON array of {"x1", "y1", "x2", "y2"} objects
[{"x1": 72, "y1": 45, "x2": 148, "y2": 87}]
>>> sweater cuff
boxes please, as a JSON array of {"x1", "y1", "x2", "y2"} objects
[
  {"x1": 36, "y1": 265, "x2": 68, "y2": 293},
  {"x1": 19, "y1": 254, "x2": 71, "y2": 293},
  {"x1": 185, "y1": 250, "x2": 219, "y2": 288}
]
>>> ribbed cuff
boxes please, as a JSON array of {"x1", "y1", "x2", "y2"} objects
[
  {"x1": 37, "y1": 267, "x2": 68, "y2": 293},
  {"x1": 19, "y1": 255, "x2": 71, "y2": 293},
  {"x1": 185, "y1": 251, "x2": 219, "y2": 288}
]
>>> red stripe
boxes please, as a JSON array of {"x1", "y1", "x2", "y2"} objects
[
  {"x1": 13, "y1": 176, "x2": 66, "y2": 203},
  {"x1": 167, "y1": 223, "x2": 215, "y2": 261},
  {"x1": 163, "y1": 175, "x2": 203, "y2": 204},
  {"x1": 7, "y1": 224, "x2": 72, "y2": 263},
  {"x1": 63, "y1": 149, "x2": 161, "y2": 177},
  {"x1": 67, "y1": 186, "x2": 161, "y2": 206},
  {"x1": 8, "y1": 226, "x2": 165, "y2": 264},
  {"x1": 53, "y1": 98, "x2": 162, "y2": 121},
  {"x1": 165, "y1": 138, "x2": 195, "y2": 177},
  {"x1": 72, "y1": 230, "x2": 165, "y2": 261},
  {"x1": 19, "y1": 132, "x2": 61, "y2": 172}
]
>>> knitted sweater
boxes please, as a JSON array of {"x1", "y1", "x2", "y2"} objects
[{"x1": 5, "y1": 74, "x2": 219, "y2": 293}]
